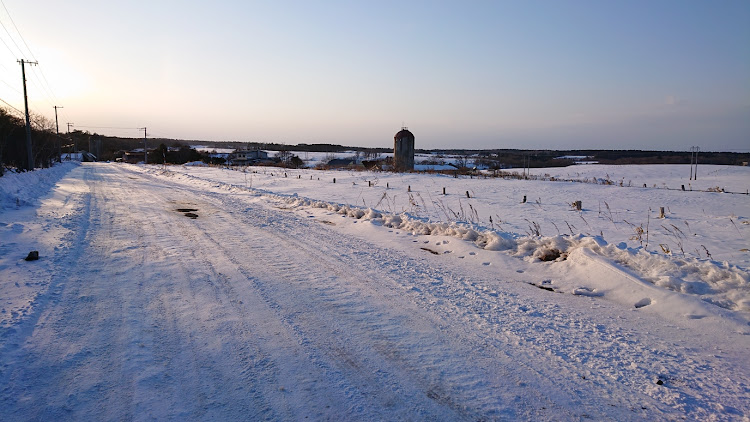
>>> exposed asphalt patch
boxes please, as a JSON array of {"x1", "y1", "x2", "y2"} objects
[
  {"x1": 527, "y1": 281, "x2": 557, "y2": 292},
  {"x1": 421, "y1": 247, "x2": 440, "y2": 255},
  {"x1": 176, "y1": 208, "x2": 199, "y2": 219}
]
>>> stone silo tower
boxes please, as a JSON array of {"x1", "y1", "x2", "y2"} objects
[{"x1": 393, "y1": 127, "x2": 415, "y2": 172}]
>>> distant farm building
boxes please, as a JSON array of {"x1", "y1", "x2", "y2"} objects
[
  {"x1": 123, "y1": 149, "x2": 152, "y2": 164},
  {"x1": 229, "y1": 149, "x2": 269, "y2": 166},
  {"x1": 393, "y1": 127, "x2": 415, "y2": 172},
  {"x1": 326, "y1": 158, "x2": 357, "y2": 168}
]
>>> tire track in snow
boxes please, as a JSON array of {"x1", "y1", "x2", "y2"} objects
[
  {"x1": 136, "y1": 168, "x2": 564, "y2": 419},
  {"x1": 143, "y1": 165, "x2": 750, "y2": 420},
  {"x1": 0, "y1": 165, "x2": 144, "y2": 420},
  {"x1": 170, "y1": 175, "x2": 672, "y2": 420},
  {"x1": 4, "y1": 163, "x2": 738, "y2": 420},
  {"x1": 3, "y1": 165, "x2": 294, "y2": 420},
  {"x1": 92, "y1": 167, "x2": 299, "y2": 420}
]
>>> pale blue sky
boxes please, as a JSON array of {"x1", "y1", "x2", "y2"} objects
[{"x1": 1, "y1": 0, "x2": 748, "y2": 150}]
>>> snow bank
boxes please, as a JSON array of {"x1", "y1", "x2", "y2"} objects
[
  {"x1": 0, "y1": 163, "x2": 79, "y2": 210},
  {"x1": 279, "y1": 192, "x2": 750, "y2": 312},
  {"x1": 524, "y1": 235, "x2": 750, "y2": 312},
  {"x1": 142, "y1": 165, "x2": 750, "y2": 313}
]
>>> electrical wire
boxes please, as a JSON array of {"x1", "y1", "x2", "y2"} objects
[
  {"x1": 0, "y1": 77, "x2": 21, "y2": 94},
  {"x1": 0, "y1": 30, "x2": 17, "y2": 58},
  {"x1": 27, "y1": 72, "x2": 56, "y2": 108},
  {"x1": 32, "y1": 64, "x2": 59, "y2": 104},
  {"x1": 28, "y1": 67, "x2": 57, "y2": 104},
  {"x1": 1, "y1": 0, "x2": 35, "y2": 61},
  {"x1": 0, "y1": 20, "x2": 25, "y2": 60},
  {"x1": 0, "y1": 95, "x2": 23, "y2": 115},
  {"x1": 74, "y1": 125, "x2": 142, "y2": 131},
  {"x1": 0, "y1": 1, "x2": 61, "y2": 113}
]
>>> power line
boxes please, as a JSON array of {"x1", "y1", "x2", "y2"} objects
[
  {"x1": 0, "y1": 29, "x2": 17, "y2": 58},
  {"x1": 26, "y1": 72, "x2": 56, "y2": 108},
  {"x1": 0, "y1": 0, "x2": 32, "y2": 60},
  {"x1": 0, "y1": 95, "x2": 23, "y2": 115},
  {"x1": 31, "y1": 63, "x2": 59, "y2": 104},
  {"x1": 0, "y1": 17, "x2": 26, "y2": 60},
  {"x1": 0, "y1": 1, "x2": 60, "y2": 108},
  {"x1": 0, "y1": 77, "x2": 22, "y2": 94},
  {"x1": 73, "y1": 125, "x2": 142, "y2": 131}
]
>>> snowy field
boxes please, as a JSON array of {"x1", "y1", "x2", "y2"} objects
[{"x1": 1, "y1": 161, "x2": 749, "y2": 420}]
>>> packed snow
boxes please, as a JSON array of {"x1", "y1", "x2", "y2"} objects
[{"x1": 1, "y1": 161, "x2": 748, "y2": 421}]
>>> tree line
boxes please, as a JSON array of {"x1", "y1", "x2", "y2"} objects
[
  {"x1": 0, "y1": 107, "x2": 59, "y2": 175},
  {"x1": 2, "y1": 104, "x2": 747, "y2": 177}
]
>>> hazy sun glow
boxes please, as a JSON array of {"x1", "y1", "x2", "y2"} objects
[{"x1": 0, "y1": 0, "x2": 748, "y2": 151}]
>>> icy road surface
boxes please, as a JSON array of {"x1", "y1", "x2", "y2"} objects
[{"x1": 1, "y1": 163, "x2": 748, "y2": 421}]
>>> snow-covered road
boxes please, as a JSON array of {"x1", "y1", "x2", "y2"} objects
[{"x1": 1, "y1": 163, "x2": 748, "y2": 421}]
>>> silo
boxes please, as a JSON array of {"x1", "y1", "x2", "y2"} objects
[{"x1": 393, "y1": 127, "x2": 415, "y2": 172}]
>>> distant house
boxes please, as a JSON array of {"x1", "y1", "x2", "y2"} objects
[
  {"x1": 327, "y1": 158, "x2": 357, "y2": 168},
  {"x1": 229, "y1": 150, "x2": 269, "y2": 166},
  {"x1": 123, "y1": 149, "x2": 151, "y2": 164}
]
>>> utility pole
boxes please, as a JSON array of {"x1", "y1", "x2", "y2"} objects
[
  {"x1": 694, "y1": 146, "x2": 699, "y2": 181},
  {"x1": 54, "y1": 105, "x2": 63, "y2": 163},
  {"x1": 67, "y1": 122, "x2": 74, "y2": 159},
  {"x1": 19, "y1": 59, "x2": 38, "y2": 170},
  {"x1": 139, "y1": 127, "x2": 147, "y2": 164},
  {"x1": 689, "y1": 146, "x2": 700, "y2": 180}
]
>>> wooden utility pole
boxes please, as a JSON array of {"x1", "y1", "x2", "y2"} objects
[
  {"x1": 19, "y1": 59, "x2": 38, "y2": 170},
  {"x1": 693, "y1": 146, "x2": 699, "y2": 180},
  {"x1": 139, "y1": 127, "x2": 147, "y2": 164},
  {"x1": 689, "y1": 146, "x2": 700, "y2": 180},
  {"x1": 54, "y1": 105, "x2": 63, "y2": 162},
  {"x1": 67, "y1": 122, "x2": 74, "y2": 158}
]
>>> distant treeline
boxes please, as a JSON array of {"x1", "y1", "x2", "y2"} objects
[
  {"x1": 444, "y1": 149, "x2": 750, "y2": 169},
  {"x1": 0, "y1": 108, "x2": 59, "y2": 175},
  {"x1": 197, "y1": 143, "x2": 748, "y2": 167},
  {"x1": 1, "y1": 105, "x2": 747, "y2": 175}
]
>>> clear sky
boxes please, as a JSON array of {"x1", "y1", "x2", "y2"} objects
[{"x1": 0, "y1": 0, "x2": 748, "y2": 151}]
